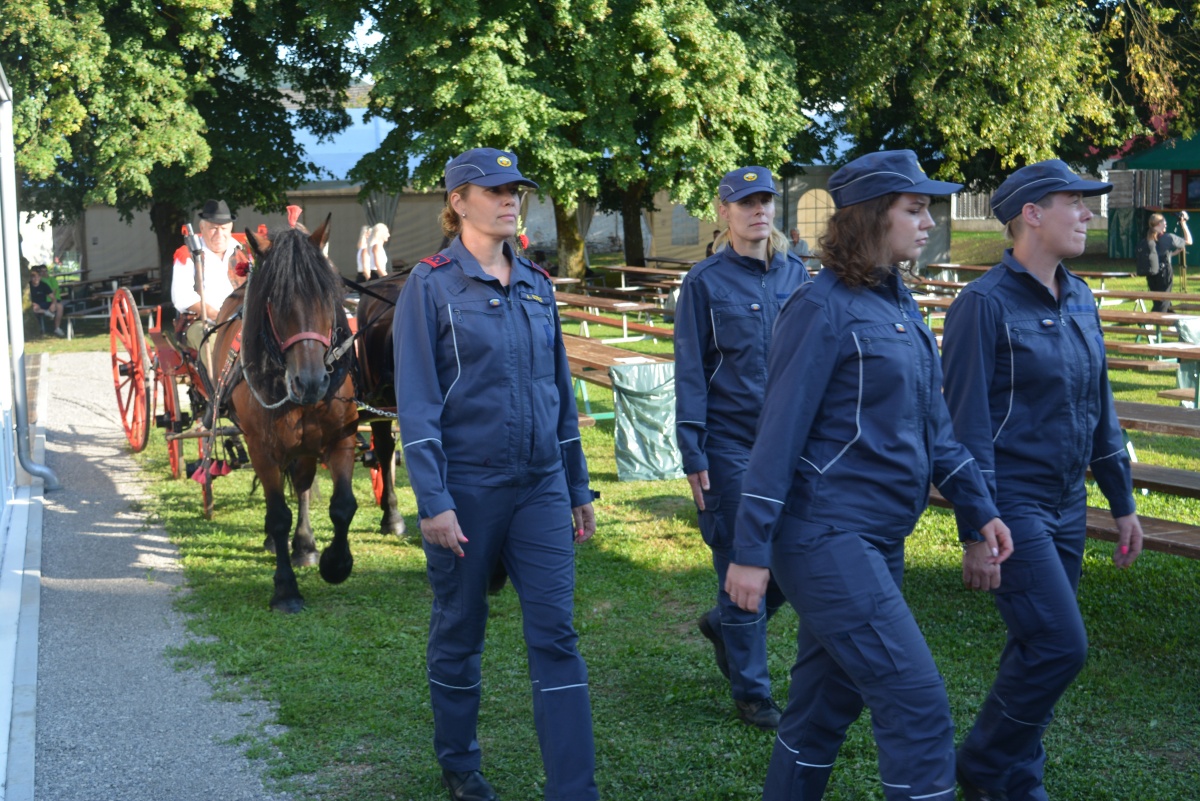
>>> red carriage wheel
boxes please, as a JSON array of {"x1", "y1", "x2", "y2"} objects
[
  {"x1": 154, "y1": 368, "x2": 184, "y2": 478},
  {"x1": 110, "y1": 288, "x2": 151, "y2": 453}
]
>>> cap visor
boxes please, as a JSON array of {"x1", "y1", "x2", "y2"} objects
[
  {"x1": 908, "y1": 178, "x2": 964, "y2": 197},
  {"x1": 469, "y1": 174, "x2": 539, "y2": 190},
  {"x1": 1064, "y1": 178, "x2": 1113, "y2": 197},
  {"x1": 723, "y1": 186, "x2": 782, "y2": 203}
]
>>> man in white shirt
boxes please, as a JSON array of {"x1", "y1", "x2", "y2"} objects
[{"x1": 170, "y1": 199, "x2": 244, "y2": 359}]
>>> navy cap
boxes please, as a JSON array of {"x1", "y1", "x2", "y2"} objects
[
  {"x1": 828, "y1": 150, "x2": 962, "y2": 209},
  {"x1": 444, "y1": 147, "x2": 538, "y2": 192},
  {"x1": 989, "y1": 159, "x2": 1112, "y2": 224},
  {"x1": 718, "y1": 166, "x2": 780, "y2": 202}
]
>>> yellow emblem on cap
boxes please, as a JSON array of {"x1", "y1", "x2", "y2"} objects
[
  {"x1": 743, "y1": 172, "x2": 758, "y2": 181},
  {"x1": 497, "y1": 156, "x2": 513, "y2": 167}
]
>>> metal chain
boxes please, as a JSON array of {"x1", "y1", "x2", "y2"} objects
[{"x1": 356, "y1": 400, "x2": 398, "y2": 419}]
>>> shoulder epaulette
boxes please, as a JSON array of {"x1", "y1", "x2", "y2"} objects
[
  {"x1": 172, "y1": 244, "x2": 191, "y2": 264},
  {"x1": 420, "y1": 253, "x2": 451, "y2": 269},
  {"x1": 527, "y1": 260, "x2": 550, "y2": 279}
]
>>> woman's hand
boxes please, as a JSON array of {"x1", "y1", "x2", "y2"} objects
[
  {"x1": 572, "y1": 503, "x2": 596, "y2": 543},
  {"x1": 961, "y1": 517, "x2": 1013, "y2": 591},
  {"x1": 1112, "y1": 513, "x2": 1143, "y2": 568},
  {"x1": 420, "y1": 509, "x2": 468, "y2": 556},
  {"x1": 725, "y1": 563, "x2": 770, "y2": 613},
  {"x1": 686, "y1": 471, "x2": 710, "y2": 510}
]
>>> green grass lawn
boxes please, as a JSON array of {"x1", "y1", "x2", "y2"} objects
[{"x1": 44, "y1": 237, "x2": 1200, "y2": 800}]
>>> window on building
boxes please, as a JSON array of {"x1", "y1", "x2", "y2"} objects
[{"x1": 794, "y1": 189, "x2": 835, "y2": 250}]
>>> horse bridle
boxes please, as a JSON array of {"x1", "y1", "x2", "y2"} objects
[{"x1": 266, "y1": 299, "x2": 332, "y2": 353}]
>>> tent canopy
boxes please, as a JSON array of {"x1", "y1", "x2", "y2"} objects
[{"x1": 1119, "y1": 136, "x2": 1200, "y2": 171}]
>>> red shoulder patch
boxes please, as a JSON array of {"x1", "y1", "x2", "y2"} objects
[
  {"x1": 527, "y1": 261, "x2": 550, "y2": 279},
  {"x1": 420, "y1": 253, "x2": 451, "y2": 268},
  {"x1": 172, "y1": 244, "x2": 191, "y2": 264}
]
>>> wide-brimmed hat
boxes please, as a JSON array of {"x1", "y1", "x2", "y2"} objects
[
  {"x1": 828, "y1": 150, "x2": 962, "y2": 209},
  {"x1": 198, "y1": 199, "x2": 235, "y2": 224},
  {"x1": 718, "y1": 166, "x2": 780, "y2": 203},
  {"x1": 444, "y1": 148, "x2": 538, "y2": 193},
  {"x1": 989, "y1": 160, "x2": 1113, "y2": 224}
]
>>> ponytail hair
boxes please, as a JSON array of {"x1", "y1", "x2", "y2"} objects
[{"x1": 439, "y1": 185, "x2": 473, "y2": 239}]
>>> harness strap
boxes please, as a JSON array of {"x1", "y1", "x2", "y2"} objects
[{"x1": 267, "y1": 301, "x2": 331, "y2": 351}]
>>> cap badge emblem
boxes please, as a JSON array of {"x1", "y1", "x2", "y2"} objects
[
  {"x1": 497, "y1": 156, "x2": 512, "y2": 167},
  {"x1": 743, "y1": 172, "x2": 757, "y2": 181}
]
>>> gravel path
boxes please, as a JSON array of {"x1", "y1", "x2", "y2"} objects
[{"x1": 28, "y1": 351, "x2": 294, "y2": 801}]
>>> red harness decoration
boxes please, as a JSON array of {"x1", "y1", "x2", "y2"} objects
[{"x1": 266, "y1": 301, "x2": 332, "y2": 352}]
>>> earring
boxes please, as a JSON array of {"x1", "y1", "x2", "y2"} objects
[{"x1": 462, "y1": 213, "x2": 467, "y2": 218}]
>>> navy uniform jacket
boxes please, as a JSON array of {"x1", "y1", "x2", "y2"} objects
[
  {"x1": 733, "y1": 267, "x2": 999, "y2": 567},
  {"x1": 941, "y1": 251, "x2": 1135, "y2": 533},
  {"x1": 674, "y1": 247, "x2": 810, "y2": 474},
  {"x1": 393, "y1": 238, "x2": 591, "y2": 520}
]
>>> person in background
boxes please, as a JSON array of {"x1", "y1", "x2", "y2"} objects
[
  {"x1": 725, "y1": 150, "x2": 1012, "y2": 801},
  {"x1": 29, "y1": 266, "x2": 65, "y2": 337},
  {"x1": 674, "y1": 166, "x2": 809, "y2": 731},
  {"x1": 705, "y1": 228, "x2": 721, "y2": 258},
  {"x1": 356, "y1": 225, "x2": 373, "y2": 281},
  {"x1": 393, "y1": 147, "x2": 598, "y2": 801},
  {"x1": 942, "y1": 159, "x2": 1143, "y2": 801},
  {"x1": 788, "y1": 227, "x2": 814, "y2": 265},
  {"x1": 170, "y1": 199, "x2": 245, "y2": 364},
  {"x1": 368, "y1": 222, "x2": 391, "y2": 278},
  {"x1": 1140, "y1": 210, "x2": 1193, "y2": 312}
]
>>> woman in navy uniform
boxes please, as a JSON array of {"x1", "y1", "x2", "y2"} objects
[
  {"x1": 724, "y1": 150, "x2": 1013, "y2": 801},
  {"x1": 941, "y1": 160, "x2": 1143, "y2": 801},
  {"x1": 393, "y1": 147, "x2": 598, "y2": 801},
  {"x1": 674, "y1": 166, "x2": 810, "y2": 730}
]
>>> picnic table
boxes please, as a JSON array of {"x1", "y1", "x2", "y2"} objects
[
  {"x1": 602, "y1": 265, "x2": 689, "y2": 287},
  {"x1": 642, "y1": 256, "x2": 697, "y2": 268},
  {"x1": 554, "y1": 291, "x2": 658, "y2": 343},
  {"x1": 927, "y1": 263, "x2": 1133, "y2": 289},
  {"x1": 549, "y1": 276, "x2": 581, "y2": 288}
]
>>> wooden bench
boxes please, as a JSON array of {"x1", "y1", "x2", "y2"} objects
[
  {"x1": 1115, "y1": 400, "x2": 1200, "y2": 437},
  {"x1": 1106, "y1": 357, "x2": 1178, "y2": 372},
  {"x1": 927, "y1": 488, "x2": 1200, "y2": 559},
  {"x1": 560, "y1": 309, "x2": 674, "y2": 340}
]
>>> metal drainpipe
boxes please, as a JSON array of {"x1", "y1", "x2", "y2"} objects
[{"x1": 0, "y1": 65, "x2": 61, "y2": 490}]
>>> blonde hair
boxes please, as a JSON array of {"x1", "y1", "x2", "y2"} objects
[
  {"x1": 1147, "y1": 213, "x2": 1166, "y2": 237},
  {"x1": 367, "y1": 223, "x2": 390, "y2": 247},
  {"x1": 712, "y1": 197, "x2": 791, "y2": 262},
  {"x1": 356, "y1": 225, "x2": 370, "y2": 250},
  {"x1": 439, "y1": 185, "x2": 473, "y2": 239},
  {"x1": 1004, "y1": 194, "x2": 1056, "y2": 242}
]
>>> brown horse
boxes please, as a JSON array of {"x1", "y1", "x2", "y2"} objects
[
  {"x1": 211, "y1": 219, "x2": 359, "y2": 613},
  {"x1": 354, "y1": 273, "x2": 409, "y2": 538}
]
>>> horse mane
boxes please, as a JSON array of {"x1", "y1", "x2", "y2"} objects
[{"x1": 241, "y1": 227, "x2": 350, "y2": 400}]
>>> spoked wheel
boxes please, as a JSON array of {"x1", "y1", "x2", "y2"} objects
[
  {"x1": 154, "y1": 368, "x2": 183, "y2": 479},
  {"x1": 110, "y1": 288, "x2": 151, "y2": 453}
]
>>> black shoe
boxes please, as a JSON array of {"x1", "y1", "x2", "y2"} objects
[
  {"x1": 442, "y1": 769, "x2": 499, "y2": 801},
  {"x1": 956, "y1": 763, "x2": 1006, "y2": 801},
  {"x1": 736, "y1": 697, "x2": 782, "y2": 730},
  {"x1": 698, "y1": 611, "x2": 731, "y2": 680}
]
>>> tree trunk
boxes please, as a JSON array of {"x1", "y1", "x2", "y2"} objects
[
  {"x1": 620, "y1": 183, "x2": 647, "y2": 266},
  {"x1": 552, "y1": 195, "x2": 587, "y2": 279},
  {"x1": 150, "y1": 201, "x2": 186, "y2": 305}
]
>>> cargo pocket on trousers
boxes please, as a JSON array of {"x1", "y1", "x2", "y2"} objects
[{"x1": 423, "y1": 540, "x2": 462, "y2": 615}]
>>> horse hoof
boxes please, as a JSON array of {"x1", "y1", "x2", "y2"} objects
[
  {"x1": 291, "y1": 550, "x2": 320, "y2": 569},
  {"x1": 270, "y1": 596, "x2": 305, "y2": 614},
  {"x1": 381, "y1": 516, "x2": 407, "y2": 537},
  {"x1": 263, "y1": 536, "x2": 277, "y2": 554},
  {"x1": 319, "y1": 549, "x2": 353, "y2": 584}
]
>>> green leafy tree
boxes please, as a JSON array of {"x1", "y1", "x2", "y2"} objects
[
  {"x1": 786, "y1": 1, "x2": 1198, "y2": 189},
  {"x1": 358, "y1": 0, "x2": 803, "y2": 273}
]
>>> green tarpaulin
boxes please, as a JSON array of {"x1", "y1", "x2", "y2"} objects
[{"x1": 609, "y1": 362, "x2": 684, "y2": 482}]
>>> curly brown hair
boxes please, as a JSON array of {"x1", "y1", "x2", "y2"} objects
[{"x1": 817, "y1": 193, "x2": 900, "y2": 289}]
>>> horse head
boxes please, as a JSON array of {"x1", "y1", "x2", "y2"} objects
[{"x1": 243, "y1": 216, "x2": 344, "y2": 406}]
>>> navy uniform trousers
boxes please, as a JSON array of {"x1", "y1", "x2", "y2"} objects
[
  {"x1": 698, "y1": 445, "x2": 785, "y2": 702},
  {"x1": 957, "y1": 493, "x2": 1089, "y2": 801},
  {"x1": 423, "y1": 471, "x2": 598, "y2": 801},
  {"x1": 763, "y1": 519, "x2": 956, "y2": 801}
]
